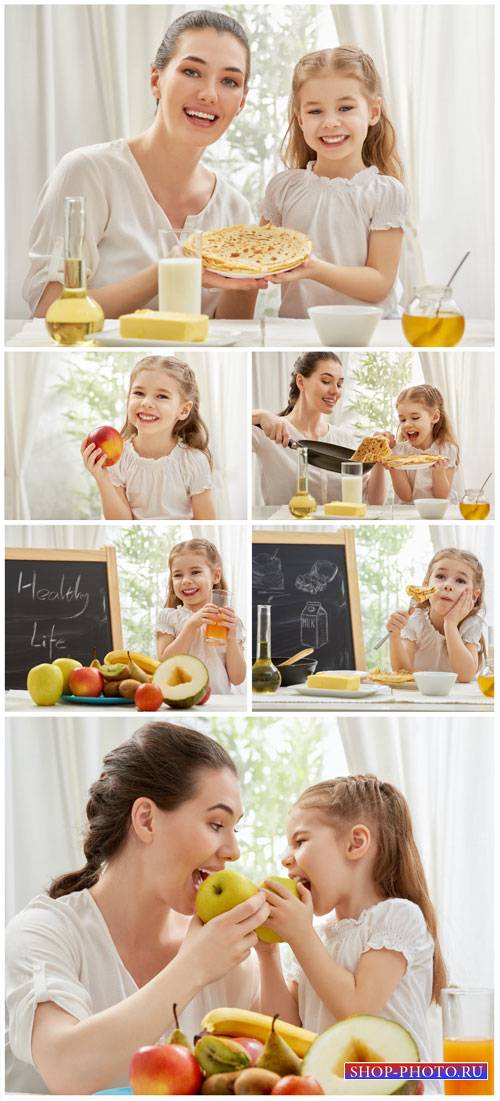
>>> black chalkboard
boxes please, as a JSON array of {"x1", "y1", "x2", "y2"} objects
[
  {"x1": 5, "y1": 548, "x2": 123, "y2": 689},
  {"x1": 252, "y1": 531, "x2": 365, "y2": 671}
]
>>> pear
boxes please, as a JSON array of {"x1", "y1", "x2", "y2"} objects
[
  {"x1": 256, "y1": 1015, "x2": 302, "y2": 1077},
  {"x1": 167, "y1": 1003, "x2": 192, "y2": 1049},
  {"x1": 127, "y1": 651, "x2": 149, "y2": 684}
]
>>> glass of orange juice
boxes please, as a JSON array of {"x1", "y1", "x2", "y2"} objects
[
  {"x1": 459, "y1": 490, "x2": 491, "y2": 521},
  {"x1": 205, "y1": 590, "x2": 231, "y2": 645},
  {"x1": 442, "y1": 987, "x2": 494, "y2": 1095}
]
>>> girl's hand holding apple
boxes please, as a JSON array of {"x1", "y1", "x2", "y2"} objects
[
  {"x1": 386, "y1": 610, "x2": 410, "y2": 634},
  {"x1": 80, "y1": 438, "x2": 109, "y2": 484},
  {"x1": 178, "y1": 893, "x2": 270, "y2": 985},
  {"x1": 262, "y1": 879, "x2": 313, "y2": 945}
]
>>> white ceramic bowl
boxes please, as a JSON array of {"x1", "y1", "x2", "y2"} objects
[
  {"x1": 308, "y1": 305, "x2": 383, "y2": 347},
  {"x1": 414, "y1": 498, "x2": 449, "y2": 520},
  {"x1": 413, "y1": 671, "x2": 458, "y2": 696}
]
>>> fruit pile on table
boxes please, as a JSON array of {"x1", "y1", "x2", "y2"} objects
[{"x1": 26, "y1": 652, "x2": 211, "y2": 710}]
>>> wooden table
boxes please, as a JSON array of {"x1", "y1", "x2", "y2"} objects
[
  {"x1": 5, "y1": 317, "x2": 494, "y2": 349},
  {"x1": 5, "y1": 690, "x2": 245, "y2": 714},
  {"x1": 252, "y1": 682, "x2": 492, "y2": 712}
]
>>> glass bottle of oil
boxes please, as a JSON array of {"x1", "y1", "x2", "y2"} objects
[
  {"x1": 478, "y1": 627, "x2": 494, "y2": 698},
  {"x1": 402, "y1": 285, "x2": 465, "y2": 348},
  {"x1": 252, "y1": 605, "x2": 281, "y2": 693},
  {"x1": 288, "y1": 446, "x2": 317, "y2": 518},
  {"x1": 45, "y1": 196, "x2": 104, "y2": 345}
]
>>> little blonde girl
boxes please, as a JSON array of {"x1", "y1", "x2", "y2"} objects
[
  {"x1": 262, "y1": 47, "x2": 407, "y2": 318},
  {"x1": 384, "y1": 385, "x2": 459, "y2": 503},
  {"x1": 256, "y1": 775, "x2": 445, "y2": 1064},
  {"x1": 156, "y1": 538, "x2": 246, "y2": 694},
  {"x1": 388, "y1": 549, "x2": 486, "y2": 681},
  {"x1": 81, "y1": 356, "x2": 215, "y2": 520}
]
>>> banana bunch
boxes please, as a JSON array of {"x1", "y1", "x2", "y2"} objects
[
  {"x1": 200, "y1": 1008, "x2": 316, "y2": 1057},
  {"x1": 93, "y1": 651, "x2": 159, "y2": 698}
]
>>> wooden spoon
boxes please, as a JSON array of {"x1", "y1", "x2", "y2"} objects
[{"x1": 278, "y1": 647, "x2": 315, "y2": 667}]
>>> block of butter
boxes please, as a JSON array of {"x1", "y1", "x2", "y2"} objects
[
  {"x1": 119, "y1": 310, "x2": 209, "y2": 342},
  {"x1": 307, "y1": 671, "x2": 361, "y2": 691},
  {"x1": 323, "y1": 501, "x2": 367, "y2": 518}
]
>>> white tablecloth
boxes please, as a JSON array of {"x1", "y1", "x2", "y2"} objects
[
  {"x1": 5, "y1": 690, "x2": 245, "y2": 713},
  {"x1": 6, "y1": 317, "x2": 494, "y2": 349},
  {"x1": 252, "y1": 682, "x2": 492, "y2": 712},
  {"x1": 252, "y1": 504, "x2": 481, "y2": 522}
]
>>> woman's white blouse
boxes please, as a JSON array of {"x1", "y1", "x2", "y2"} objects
[
  {"x1": 5, "y1": 889, "x2": 258, "y2": 1093},
  {"x1": 156, "y1": 606, "x2": 245, "y2": 695},
  {"x1": 262, "y1": 165, "x2": 407, "y2": 318},
  {"x1": 286, "y1": 898, "x2": 434, "y2": 1061},
  {"x1": 401, "y1": 607, "x2": 485, "y2": 671},
  {"x1": 252, "y1": 420, "x2": 367, "y2": 506},
  {"x1": 23, "y1": 138, "x2": 253, "y2": 317},
  {"x1": 107, "y1": 439, "x2": 213, "y2": 519},
  {"x1": 391, "y1": 441, "x2": 459, "y2": 503}
]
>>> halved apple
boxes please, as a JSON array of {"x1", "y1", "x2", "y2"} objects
[
  {"x1": 152, "y1": 655, "x2": 209, "y2": 709},
  {"x1": 302, "y1": 1015, "x2": 420, "y2": 1095}
]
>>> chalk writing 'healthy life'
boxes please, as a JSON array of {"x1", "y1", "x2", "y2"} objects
[{"x1": 17, "y1": 571, "x2": 90, "y2": 618}]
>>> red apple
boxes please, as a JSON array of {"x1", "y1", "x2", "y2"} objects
[
  {"x1": 272, "y1": 1076, "x2": 324, "y2": 1095},
  {"x1": 68, "y1": 666, "x2": 104, "y2": 698},
  {"x1": 135, "y1": 683, "x2": 164, "y2": 712},
  {"x1": 129, "y1": 1043, "x2": 202, "y2": 1095},
  {"x1": 198, "y1": 687, "x2": 212, "y2": 706},
  {"x1": 87, "y1": 425, "x2": 123, "y2": 467},
  {"x1": 231, "y1": 1036, "x2": 264, "y2": 1065}
]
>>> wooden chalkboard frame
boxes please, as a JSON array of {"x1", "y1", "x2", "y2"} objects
[
  {"x1": 5, "y1": 545, "x2": 123, "y2": 659},
  {"x1": 252, "y1": 529, "x2": 365, "y2": 669}
]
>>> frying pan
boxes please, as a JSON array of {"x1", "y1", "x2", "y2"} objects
[{"x1": 288, "y1": 439, "x2": 374, "y2": 473}]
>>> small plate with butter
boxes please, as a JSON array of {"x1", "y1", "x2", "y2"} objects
[
  {"x1": 86, "y1": 330, "x2": 241, "y2": 348},
  {"x1": 295, "y1": 671, "x2": 388, "y2": 699}
]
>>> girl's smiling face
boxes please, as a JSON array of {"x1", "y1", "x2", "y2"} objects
[
  {"x1": 128, "y1": 368, "x2": 191, "y2": 437},
  {"x1": 170, "y1": 550, "x2": 220, "y2": 609},
  {"x1": 296, "y1": 73, "x2": 380, "y2": 173},
  {"x1": 132, "y1": 767, "x2": 242, "y2": 914},
  {"x1": 397, "y1": 400, "x2": 439, "y2": 449},
  {"x1": 152, "y1": 28, "x2": 248, "y2": 148},
  {"x1": 281, "y1": 806, "x2": 349, "y2": 916},
  {"x1": 427, "y1": 556, "x2": 480, "y2": 614},
  {"x1": 297, "y1": 359, "x2": 344, "y2": 414}
]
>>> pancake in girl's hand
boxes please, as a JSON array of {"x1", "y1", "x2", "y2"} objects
[{"x1": 184, "y1": 223, "x2": 312, "y2": 275}]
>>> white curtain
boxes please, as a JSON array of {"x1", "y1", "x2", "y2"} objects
[
  {"x1": 4, "y1": 350, "x2": 249, "y2": 521},
  {"x1": 5, "y1": 524, "x2": 110, "y2": 551},
  {"x1": 418, "y1": 351, "x2": 494, "y2": 501},
  {"x1": 331, "y1": 5, "x2": 494, "y2": 318},
  {"x1": 5, "y1": 4, "x2": 191, "y2": 317},
  {"x1": 4, "y1": 354, "x2": 50, "y2": 519},
  {"x1": 428, "y1": 525, "x2": 494, "y2": 633}
]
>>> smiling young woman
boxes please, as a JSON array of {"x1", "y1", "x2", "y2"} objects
[
  {"x1": 5, "y1": 722, "x2": 269, "y2": 1094},
  {"x1": 25, "y1": 10, "x2": 265, "y2": 321}
]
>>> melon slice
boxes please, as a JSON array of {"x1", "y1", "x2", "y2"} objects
[
  {"x1": 302, "y1": 1015, "x2": 420, "y2": 1095},
  {"x1": 152, "y1": 655, "x2": 209, "y2": 709}
]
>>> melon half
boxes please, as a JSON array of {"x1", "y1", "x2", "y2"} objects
[
  {"x1": 152, "y1": 655, "x2": 209, "y2": 709},
  {"x1": 302, "y1": 1015, "x2": 421, "y2": 1095}
]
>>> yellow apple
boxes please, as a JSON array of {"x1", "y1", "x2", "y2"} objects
[
  {"x1": 257, "y1": 876, "x2": 300, "y2": 943},
  {"x1": 52, "y1": 657, "x2": 82, "y2": 693},
  {"x1": 27, "y1": 663, "x2": 64, "y2": 706},
  {"x1": 195, "y1": 869, "x2": 258, "y2": 923}
]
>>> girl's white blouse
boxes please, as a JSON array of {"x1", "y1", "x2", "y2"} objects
[
  {"x1": 107, "y1": 439, "x2": 213, "y2": 519},
  {"x1": 391, "y1": 441, "x2": 459, "y2": 503},
  {"x1": 252, "y1": 420, "x2": 368, "y2": 506},
  {"x1": 262, "y1": 165, "x2": 407, "y2": 318},
  {"x1": 5, "y1": 889, "x2": 258, "y2": 1094},
  {"x1": 23, "y1": 138, "x2": 252, "y2": 317},
  {"x1": 401, "y1": 607, "x2": 485, "y2": 671},
  {"x1": 155, "y1": 606, "x2": 245, "y2": 695},
  {"x1": 286, "y1": 898, "x2": 434, "y2": 1061}
]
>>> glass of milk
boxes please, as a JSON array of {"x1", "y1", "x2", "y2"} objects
[
  {"x1": 341, "y1": 461, "x2": 363, "y2": 504},
  {"x1": 158, "y1": 229, "x2": 202, "y2": 314}
]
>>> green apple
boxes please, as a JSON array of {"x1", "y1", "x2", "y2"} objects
[
  {"x1": 52, "y1": 657, "x2": 82, "y2": 693},
  {"x1": 27, "y1": 663, "x2": 64, "y2": 706},
  {"x1": 257, "y1": 876, "x2": 300, "y2": 943},
  {"x1": 195, "y1": 869, "x2": 258, "y2": 923}
]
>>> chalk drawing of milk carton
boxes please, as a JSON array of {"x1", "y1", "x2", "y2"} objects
[{"x1": 300, "y1": 601, "x2": 328, "y2": 648}]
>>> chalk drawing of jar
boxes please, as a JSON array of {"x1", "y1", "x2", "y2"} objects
[{"x1": 300, "y1": 601, "x2": 328, "y2": 648}]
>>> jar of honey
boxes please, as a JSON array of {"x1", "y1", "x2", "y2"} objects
[
  {"x1": 459, "y1": 490, "x2": 491, "y2": 520},
  {"x1": 402, "y1": 285, "x2": 465, "y2": 347}
]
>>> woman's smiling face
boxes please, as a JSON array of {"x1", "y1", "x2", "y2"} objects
[
  {"x1": 152, "y1": 28, "x2": 248, "y2": 147},
  {"x1": 297, "y1": 359, "x2": 344, "y2": 414},
  {"x1": 134, "y1": 767, "x2": 243, "y2": 915}
]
